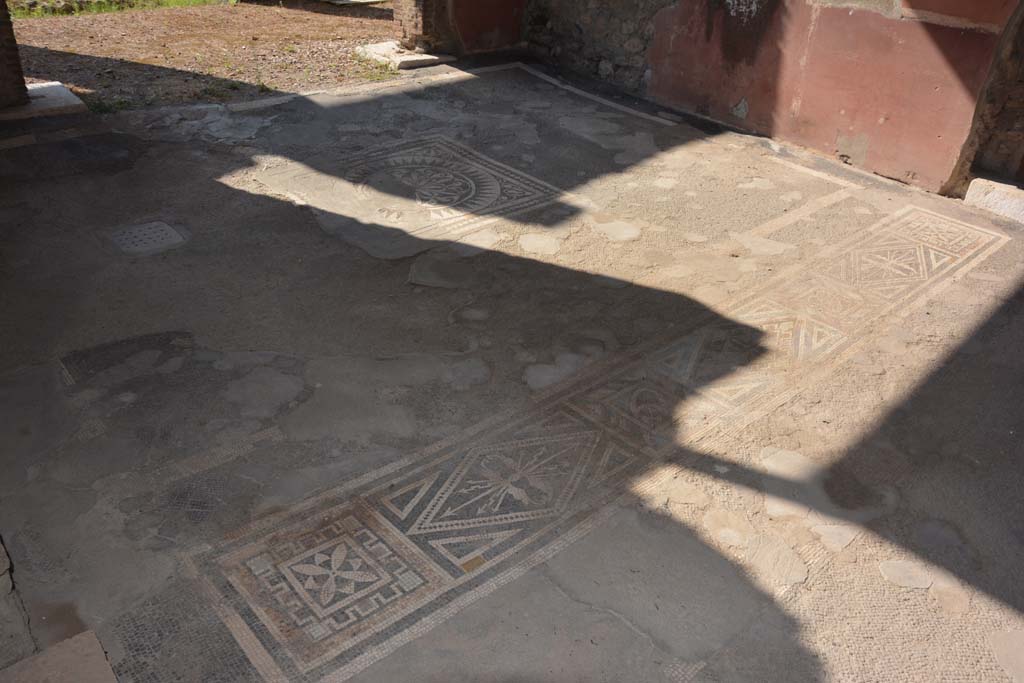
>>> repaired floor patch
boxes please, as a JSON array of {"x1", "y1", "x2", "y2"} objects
[{"x1": 59, "y1": 331, "x2": 193, "y2": 386}]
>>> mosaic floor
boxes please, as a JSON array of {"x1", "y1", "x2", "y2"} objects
[
  {"x1": 257, "y1": 135, "x2": 565, "y2": 259},
  {"x1": 190, "y1": 202, "x2": 1005, "y2": 681},
  {"x1": 2, "y1": 63, "x2": 1023, "y2": 682}
]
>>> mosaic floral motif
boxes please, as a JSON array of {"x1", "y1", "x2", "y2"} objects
[
  {"x1": 391, "y1": 167, "x2": 477, "y2": 208},
  {"x1": 287, "y1": 541, "x2": 380, "y2": 608}
]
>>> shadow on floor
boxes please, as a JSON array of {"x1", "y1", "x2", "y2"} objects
[{"x1": 0, "y1": 53, "x2": 1019, "y2": 682}]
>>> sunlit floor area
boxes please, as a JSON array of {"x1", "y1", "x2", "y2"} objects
[
  {"x1": 11, "y1": 0, "x2": 399, "y2": 111},
  {"x1": 1, "y1": 62, "x2": 1023, "y2": 682}
]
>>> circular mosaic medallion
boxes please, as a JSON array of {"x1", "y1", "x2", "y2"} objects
[{"x1": 347, "y1": 151, "x2": 502, "y2": 220}]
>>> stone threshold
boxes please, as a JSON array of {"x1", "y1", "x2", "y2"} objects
[{"x1": 356, "y1": 40, "x2": 456, "y2": 70}]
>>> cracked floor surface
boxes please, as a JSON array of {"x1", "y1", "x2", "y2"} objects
[{"x1": 1, "y1": 62, "x2": 1024, "y2": 682}]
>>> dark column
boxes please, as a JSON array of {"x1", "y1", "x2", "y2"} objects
[
  {"x1": 0, "y1": 2, "x2": 28, "y2": 109},
  {"x1": 392, "y1": 0, "x2": 456, "y2": 53}
]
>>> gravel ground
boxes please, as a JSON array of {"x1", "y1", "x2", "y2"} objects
[{"x1": 10, "y1": 0, "x2": 400, "y2": 109}]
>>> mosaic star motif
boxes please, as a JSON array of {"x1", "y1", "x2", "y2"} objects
[
  {"x1": 409, "y1": 432, "x2": 598, "y2": 533},
  {"x1": 856, "y1": 246, "x2": 926, "y2": 283},
  {"x1": 445, "y1": 448, "x2": 573, "y2": 515}
]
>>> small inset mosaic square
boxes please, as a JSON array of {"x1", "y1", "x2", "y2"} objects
[{"x1": 215, "y1": 499, "x2": 450, "y2": 673}]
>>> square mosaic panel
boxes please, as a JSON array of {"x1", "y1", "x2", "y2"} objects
[
  {"x1": 215, "y1": 499, "x2": 451, "y2": 674},
  {"x1": 111, "y1": 221, "x2": 188, "y2": 256}
]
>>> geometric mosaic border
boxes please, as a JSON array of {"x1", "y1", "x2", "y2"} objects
[
  {"x1": 258, "y1": 133, "x2": 564, "y2": 246},
  {"x1": 189, "y1": 205, "x2": 1007, "y2": 681}
]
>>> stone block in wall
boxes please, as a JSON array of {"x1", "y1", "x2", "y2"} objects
[
  {"x1": 524, "y1": 0, "x2": 677, "y2": 92},
  {"x1": 973, "y1": 2, "x2": 1024, "y2": 182}
]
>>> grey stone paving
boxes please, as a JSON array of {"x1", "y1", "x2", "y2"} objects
[
  {"x1": 1, "y1": 63, "x2": 1024, "y2": 682},
  {"x1": 0, "y1": 631, "x2": 114, "y2": 683}
]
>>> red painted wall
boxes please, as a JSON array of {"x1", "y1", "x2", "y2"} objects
[
  {"x1": 453, "y1": 0, "x2": 1017, "y2": 192},
  {"x1": 647, "y1": 1, "x2": 1010, "y2": 192},
  {"x1": 452, "y1": 0, "x2": 527, "y2": 54}
]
